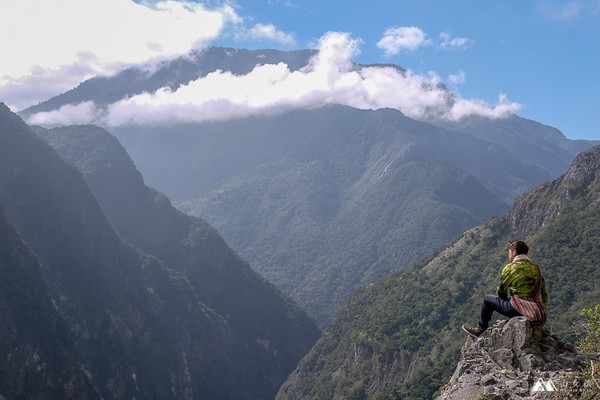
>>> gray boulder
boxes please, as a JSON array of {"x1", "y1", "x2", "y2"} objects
[{"x1": 438, "y1": 317, "x2": 588, "y2": 399}]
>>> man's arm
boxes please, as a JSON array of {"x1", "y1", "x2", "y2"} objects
[{"x1": 496, "y1": 265, "x2": 511, "y2": 298}]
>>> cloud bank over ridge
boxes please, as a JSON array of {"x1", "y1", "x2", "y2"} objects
[
  {"x1": 28, "y1": 32, "x2": 521, "y2": 127},
  {"x1": 0, "y1": 0, "x2": 239, "y2": 110}
]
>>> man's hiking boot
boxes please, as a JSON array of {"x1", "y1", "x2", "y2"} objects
[{"x1": 462, "y1": 324, "x2": 483, "y2": 339}]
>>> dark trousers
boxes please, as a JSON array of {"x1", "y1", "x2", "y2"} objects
[{"x1": 478, "y1": 294, "x2": 521, "y2": 331}]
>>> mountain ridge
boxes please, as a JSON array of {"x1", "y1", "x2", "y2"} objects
[{"x1": 20, "y1": 47, "x2": 317, "y2": 117}]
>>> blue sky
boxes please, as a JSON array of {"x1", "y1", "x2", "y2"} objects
[
  {"x1": 220, "y1": 0, "x2": 600, "y2": 140},
  {"x1": 2, "y1": 0, "x2": 599, "y2": 140}
]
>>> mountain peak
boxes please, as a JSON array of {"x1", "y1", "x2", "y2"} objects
[
  {"x1": 438, "y1": 317, "x2": 586, "y2": 399},
  {"x1": 20, "y1": 47, "x2": 317, "y2": 117},
  {"x1": 506, "y1": 144, "x2": 600, "y2": 237},
  {"x1": 563, "y1": 145, "x2": 600, "y2": 189}
]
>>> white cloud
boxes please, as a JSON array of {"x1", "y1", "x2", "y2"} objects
[
  {"x1": 448, "y1": 71, "x2": 466, "y2": 85},
  {"x1": 439, "y1": 32, "x2": 474, "y2": 50},
  {"x1": 305, "y1": 32, "x2": 362, "y2": 78},
  {"x1": 376, "y1": 26, "x2": 429, "y2": 56},
  {"x1": 28, "y1": 101, "x2": 102, "y2": 125},
  {"x1": 0, "y1": 0, "x2": 238, "y2": 110},
  {"x1": 0, "y1": 58, "x2": 100, "y2": 111},
  {"x1": 236, "y1": 23, "x2": 296, "y2": 45},
  {"x1": 377, "y1": 27, "x2": 474, "y2": 56},
  {"x1": 28, "y1": 31, "x2": 521, "y2": 127},
  {"x1": 449, "y1": 94, "x2": 521, "y2": 120}
]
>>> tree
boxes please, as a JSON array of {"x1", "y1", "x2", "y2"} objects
[{"x1": 553, "y1": 304, "x2": 600, "y2": 399}]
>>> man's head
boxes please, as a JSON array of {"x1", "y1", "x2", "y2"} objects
[{"x1": 509, "y1": 240, "x2": 528, "y2": 261}]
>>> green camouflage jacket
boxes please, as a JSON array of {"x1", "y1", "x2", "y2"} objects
[{"x1": 497, "y1": 255, "x2": 548, "y2": 306}]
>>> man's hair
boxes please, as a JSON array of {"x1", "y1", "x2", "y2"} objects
[{"x1": 509, "y1": 240, "x2": 529, "y2": 255}]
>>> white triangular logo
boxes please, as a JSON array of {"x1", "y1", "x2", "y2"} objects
[
  {"x1": 532, "y1": 378, "x2": 556, "y2": 392},
  {"x1": 532, "y1": 378, "x2": 545, "y2": 392}
]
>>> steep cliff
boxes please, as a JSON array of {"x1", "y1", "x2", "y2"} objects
[
  {"x1": 0, "y1": 206, "x2": 100, "y2": 400},
  {"x1": 37, "y1": 123, "x2": 321, "y2": 381}
]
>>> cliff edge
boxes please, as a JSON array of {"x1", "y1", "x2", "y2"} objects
[{"x1": 438, "y1": 317, "x2": 589, "y2": 399}]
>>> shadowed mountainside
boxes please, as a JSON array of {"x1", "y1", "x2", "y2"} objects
[
  {"x1": 0, "y1": 205, "x2": 101, "y2": 400},
  {"x1": 0, "y1": 103, "x2": 319, "y2": 400},
  {"x1": 36, "y1": 123, "x2": 321, "y2": 378}
]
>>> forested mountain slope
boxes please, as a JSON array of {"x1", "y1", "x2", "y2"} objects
[
  {"x1": 112, "y1": 105, "x2": 593, "y2": 326},
  {"x1": 112, "y1": 106, "x2": 527, "y2": 325},
  {"x1": 0, "y1": 103, "x2": 318, "y2": 400},
  {"x1": 277, "y1": 144, "x2": 600, "y2": 400}
]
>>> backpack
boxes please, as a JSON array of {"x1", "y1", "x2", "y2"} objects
[{"x1": 510, "y1": 264, "x2": 547, "y2": 328}]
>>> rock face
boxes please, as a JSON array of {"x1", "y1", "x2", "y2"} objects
[{"x1": 438, "y1": 317, "x2": 586, "y2": 399}]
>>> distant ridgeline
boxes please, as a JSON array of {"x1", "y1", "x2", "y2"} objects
[
  {"x1": 276, "y1": 144, "x2": 600, "y2": 399},
  {"x1": 0, "y1": 103, "x2": 320, "y2": 400},
  {"x1": 19, "y1": 47, "x2": 317, "y2": 116},
  {"x1": 19, "y1": 47, "x2": 598, "y2": 328}
]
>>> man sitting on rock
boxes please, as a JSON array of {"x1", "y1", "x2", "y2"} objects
[{"x1": 463, "y1": 240, "x2": 548, "y2": 338}]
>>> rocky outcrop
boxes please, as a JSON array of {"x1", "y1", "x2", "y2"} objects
[
  {"x1": 563, "y1": 146, "x2": 600, "y2": 189},
  {"x1": 506, "y1": 145, "x2": 600, "y2": 238},
  {"x1": 438, "y1": 317, "x2": 588, "y2": 399}
]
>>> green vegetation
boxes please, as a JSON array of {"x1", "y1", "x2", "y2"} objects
[
  {"x1": 157, "y1": 106, "x2": 514, "y2": 327},
  {"x1": 195, "y1": 155, "x2": 507, "y2": 327},
  {"x1": 277, "y1": 145, "x2": 600, "y2": 399},
  {"x1": 577, "y1": 305, "x2": 600, "y2": 354},
  {"x1": 552, "y1": 304, "x2": 600, "y2": 399},
  {"x1": 278, "y1": 220, "x2": 510, "y2": 399}
]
